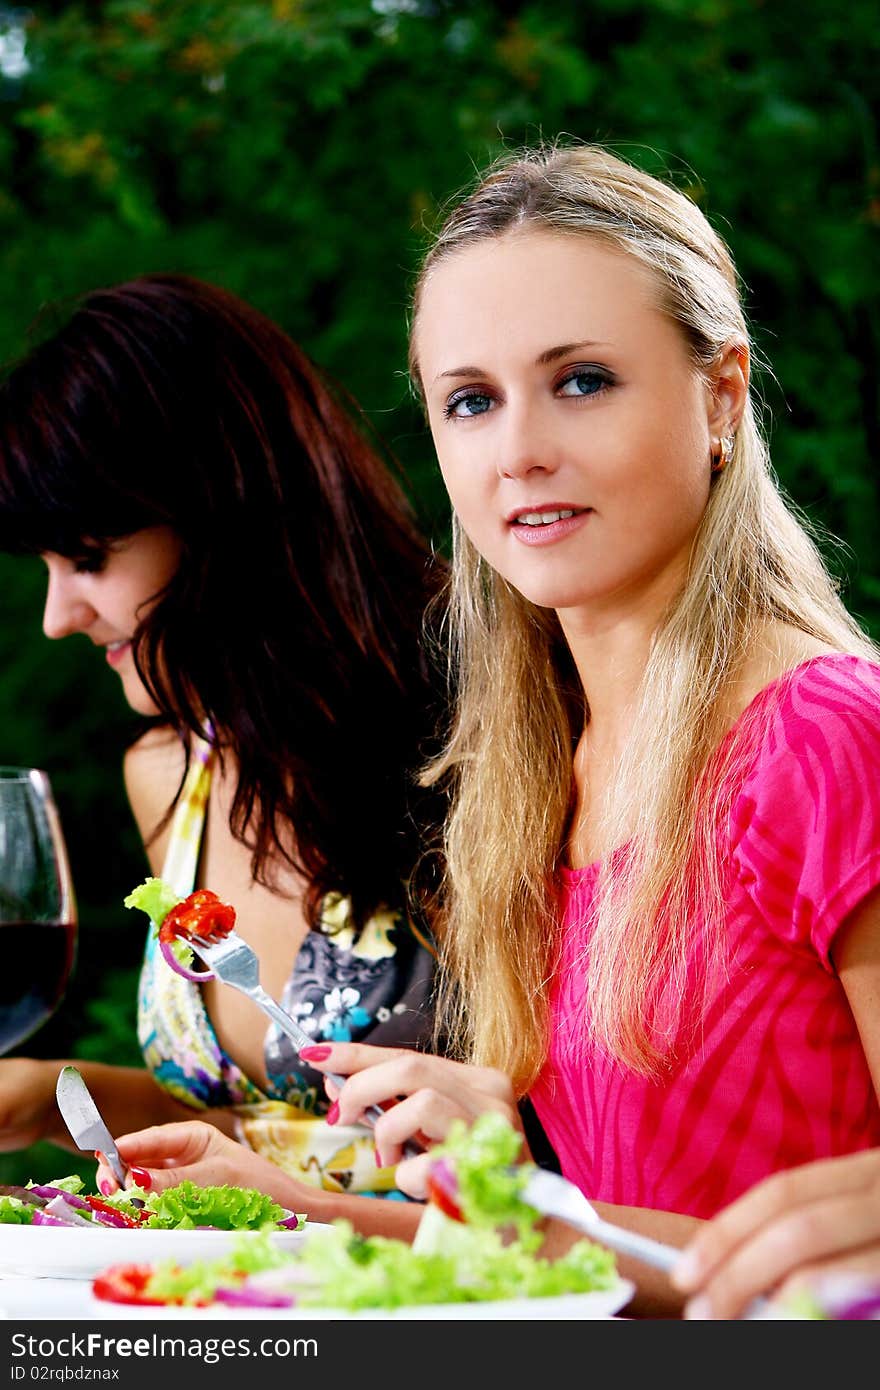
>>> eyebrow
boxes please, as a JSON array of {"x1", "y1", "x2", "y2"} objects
[
  {"x1": 432, "y1": 341, "x2": 612, "y2": 384},
  {"x1": 537, "y1": 340, "x2": 611, "y2": 365}
]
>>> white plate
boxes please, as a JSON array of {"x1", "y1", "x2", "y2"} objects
[
  {"x1": 86, "y1": 1278, "x2": 636, "y2": 1320},
  {"x1": 0, "y1": 1276, "x2": 634, "y2": 1321},
  {"x1": 0, "y1": 1221, "x2": 331, "y2": 1280}
]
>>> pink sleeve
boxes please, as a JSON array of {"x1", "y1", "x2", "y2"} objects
[{"x1": 729, "y1": 660, "x2": 880, "y2": 970}]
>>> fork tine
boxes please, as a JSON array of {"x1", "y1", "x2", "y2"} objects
[{"x1": 185, "y1": 935, "x2": 218, "y2": 966}]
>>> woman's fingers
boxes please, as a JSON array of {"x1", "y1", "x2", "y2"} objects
[
  {"x1": 673, "y1": 1152, "x2": 880, "y2": 1319},
  {"x1": 673, "y1": 1152, "x2": 878, "y2": 1290},
  {"x1": 780, "y1": 1248, "x2": 880, "y2": 1315},
  {"x1": 301, "y1": 1044, "x2": 522, "y2": 1192},
  {"x1": 673, "y1": 1150, "x2": 879, "y2": 1296},
  {"x1": 303, "y1": 1043, "x2": 513, "y2": 1099},
  {"x1": 370, "y1": 1086, "x2": 518, "y2": 1167},
  {"x1": 302, "y1": 1043, "x2": 514, "y2": 1126},
  {"x1": 393, "y1": 1153, "x2": 435, "y2": 1200},
  {"x1": 686, "y1": 1197, "x2": 880, "y2": 1319},
  {"x1": 95, "y1": 1121, "x2": 234, "y2": 1195},
  {"x1": 93, "y1": 1122, "x2": 316, "y2": 1213},
  {"x1": 118, "y1": 1120, "x2": 219, "y2": 1168}
]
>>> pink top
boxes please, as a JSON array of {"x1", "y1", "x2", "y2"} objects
[{"x1": 530, "y1": 654, "x2": 880, "y2": 1218}]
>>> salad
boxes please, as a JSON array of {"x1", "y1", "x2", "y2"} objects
[
  {"x1": 91, "y1": 1113, "x2": 620, "y2": 1310},
  {"x1": 125, "y1": 876, "x2": 234, "y2": 982},
  {"x1": 0, "y1": 1176, "x2": 305, "y2": 1233}
]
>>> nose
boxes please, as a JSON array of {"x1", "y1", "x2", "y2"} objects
[
  {"x1": 42, "y1": 562, "x2": 95, "y2": 640},
  {"x1": 496, "y1": 396, "x2": 560, "y2": 481}
]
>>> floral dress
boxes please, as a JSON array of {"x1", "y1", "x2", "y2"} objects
[{"x1": 137, "y1": 739, "x2": 435, "y2": 1196}]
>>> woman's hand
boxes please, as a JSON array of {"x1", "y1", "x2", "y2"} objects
[
  {"x1": 298, "y1": 1042, "x2": 522, "y2": 1198},
  {"x1": 0, "y1": 1059, "x2": 59, "y2": 1150},
  {"x1": 671, "y1": 1148, "x2": 880, "y2": 1318},
  {"x1": 95, "y1": 1120, "x2": 312, "y2": 1208}
]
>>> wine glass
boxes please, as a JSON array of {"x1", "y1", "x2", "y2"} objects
[{"x1": 0, "y1": 767, "x2": 78, "y2": 1055}]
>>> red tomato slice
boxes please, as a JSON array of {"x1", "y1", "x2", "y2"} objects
[
  {"x1": 426, "y1": 1173, "x2": 464, "y2": 1222},
  {"x1": 159, "y1": 889, "x2": 236, "y2": 945},
  {"x1": 82, "y1": 1195, "x2": 150, "y2": 1227},
  {"x1": 92, "y1": 1264, "x2": 167, "y2": 1306}
]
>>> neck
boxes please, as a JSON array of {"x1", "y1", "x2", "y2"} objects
[
  {"x1": 558, "y1": 580, "x2": 680, "y2": 748},
  {"x1": 556, "y1": 553, "x2": 686, "y2": 750}
]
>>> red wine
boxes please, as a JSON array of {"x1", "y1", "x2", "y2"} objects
[{"x1": 0, "y1": 921, "x2": 77, "y2": 1054}]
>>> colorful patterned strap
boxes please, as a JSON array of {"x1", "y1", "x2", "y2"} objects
[{"x1": 160, "y1": 737, "x2": 214, "y2": 898}]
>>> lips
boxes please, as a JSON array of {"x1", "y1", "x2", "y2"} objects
[
  {"x1": 507, "y1": 504, "x2": 589, "y2": 527},
  {"x1": 104, "y1": 639, "x2": 131, "y2": 669},
  {"x1": 507, "y1": 505, "x2": 592, "y2": 548}
]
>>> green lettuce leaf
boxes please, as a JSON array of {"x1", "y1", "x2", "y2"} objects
[
  {"x1": 27, "y1": 1174, "x2": 85, "y2": 1194},
  {"x1": 145, "y1": 1232, "x2": 291, "y2": 1304},
  {"x1": 123, "y1": 876, "x2": 196, "y2": 968},
  {"x1": 136, "y1": 1219, "x2": 615, "y2": 1311},
  {"x1": 140, "y1": 1180, "x2": 288, "y2": 1231},
  {"x1": 124, "y1": 876, "x2": 181, "y2": 929},
  {"x1": 0, "y1": 1196, "x2": 34, "y2": 1225},
  {"x1": 273, "y1": 1214, "x2": 616, "y2": 1308},
  {"x1": 436, "y1": 1111, "x2": 536, "y2": 1239},
  {"x1": 145, "y1": 1234, "x2": 290, "y2": 1306}
]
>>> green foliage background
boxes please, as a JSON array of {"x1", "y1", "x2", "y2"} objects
[{"x1": 0, "y1": 0, "x2": 877, "y2": 1185}]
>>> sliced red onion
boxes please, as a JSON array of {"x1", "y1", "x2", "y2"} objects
[
  {"x1": 87, "y1": 1204, "x2": 135, "y2": 1229},
  {"x1": 1, "y1": 1185, "x2": 47, "y2": 1206},
  {"x1": 828, "y1": 1288, "x2": 880, "y2": 1320},
  {"x1": 159, "y1": 936, "x2": 214, "y2": 982},
  {"x1": 810, "y1": 1275, "x2": 880, "y2": 1320},
  {"x1": 277, "y1": 1212, "x2": 304, "y2": 1229},
  {"x1": 29, "y1": 1186, "x2": 90, "y2": 1209},
  {"x1": 214, "y1": 1284, "x2": 295, "y2": 1308},
  {"x1": 43, "y1": 1194, "x2": 94, "y2": 1226},
  {"x1": 430, "y1": 1156, "x2": 459, "y2": 1194},
  {"x1": 32, "y1": 1210, "x2": 78, "y2": 1227},
  {"x1": 426, "y1": 1155, "x2": 464, "y2": 1222}
]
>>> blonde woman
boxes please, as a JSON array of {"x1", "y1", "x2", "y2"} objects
[
  {"x1": 287, "y1": 143, "x2": 880, "y2": 1311},
  {"x1": 97, "y1": 147, "x2": 880, "y2": 1313}
]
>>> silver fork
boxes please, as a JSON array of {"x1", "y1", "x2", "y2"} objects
[
  {"x1": 519, "y1": 1167, "x2": 680, "y2": 1273},
  {"x1": 519, "y1": 1168, "x2": 770, "y2": 1318},
  {"x1": 187, "y1": 931, "x2": 421, "y2": 1157}
]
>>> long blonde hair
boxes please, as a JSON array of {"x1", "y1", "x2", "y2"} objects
[{"x1": 411, "y1": 142, "x2": 878, "y2": 1085}]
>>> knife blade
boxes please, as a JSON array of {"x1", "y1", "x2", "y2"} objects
[{"x1": 55, "y1": 1065, "x2": 128, "y2": 1188}]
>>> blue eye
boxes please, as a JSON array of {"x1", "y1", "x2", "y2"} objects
[
  {"x1": 557, "y1": 368, "x2": 611, "y2": 399},
  {"x1": 444, "y1": 390, "x2": 494, "y2": 419}
]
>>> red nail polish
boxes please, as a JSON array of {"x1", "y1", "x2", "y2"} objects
[
  {"x1": 93, "y1": 1151, "x2": 104, "y2": 1163},
  {"x1": 129, "y1": 1166, "x2": 152, "y2": 1190},
  {"x1": 98, "y1": 1179, "x2": 114, "y2": 1197},
  {"x1": 375, "y1": 1148, "x2": 383, "y2": 1168},
  {"x1": 301, "y1": 1045, "x2": 332, "y2": 1062},
  {"x1": 326, "y1": 1100, "x2": 339, "y2": 1126}
]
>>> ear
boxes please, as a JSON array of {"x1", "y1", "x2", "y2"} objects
[{"x1": 705, "y1": 342, "x2": 750, "y2": 439}]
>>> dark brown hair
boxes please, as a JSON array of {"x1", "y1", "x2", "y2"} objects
[{"x1": 0, "y1": 273, "x2": 448, "y2": 930}]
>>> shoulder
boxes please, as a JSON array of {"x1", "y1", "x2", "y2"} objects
[
  {"x1": 761, "y1": 653, "x2": 880, "y2": 754},
  {"x1": 724, "y1": 656, "x2": 880, "y2": 962},
  {"x1": 729, "y1": 653, "x2": 880, "y2": 878},
  {"x1": 123, "y1": 726, "x2": 188, "y2": 844}
]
